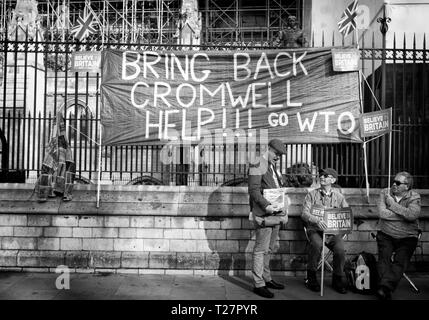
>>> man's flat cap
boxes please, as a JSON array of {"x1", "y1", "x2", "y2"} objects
[
  {"x1": 268, "y1": 139, "x2": 287, "y2": 155},
  {"x1": 320, "y1": 168, "x2": 338, "y2": 180}
]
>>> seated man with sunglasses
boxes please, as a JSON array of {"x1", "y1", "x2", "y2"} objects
[
  {"x1": 376, "y1": 171, "x2": 421, "y2": 300},
  {"x1": 301, "y1": 168, "x2": 349, "y2": 294}
]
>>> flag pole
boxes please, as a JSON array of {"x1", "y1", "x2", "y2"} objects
[
  {"x1": 356, "y1": 38, "x2": 370, "y2": 200},
  {"x1": 320, "y1": 232, "x2": 326, "y2": 297},
  {"x1": 96, "y1": 120, "x2": 102, "y2": 208},
  {"x1": 387, "y1": 107, "x2": 393, "y2": 191},
  {"x1": 102, "y1": 0, "x2": 105, "y2": 46},
  {"x1": 96, "y1": 63, "x2": 103, "y2": 208},
  {"x1": 352, "y1": 6, "x2": 371, "y2": 200},
  {"x1": 380, "y1": 3, "x2": 392, "y2": 192}
]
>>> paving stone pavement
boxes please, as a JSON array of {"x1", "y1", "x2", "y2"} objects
[{"x1": 0, "y1": 272, "x2": 428, "y2": 300}]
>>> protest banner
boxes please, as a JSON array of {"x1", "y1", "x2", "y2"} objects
[{"x1": 100, "y1": 47, "x2": 362, "y2": 145}]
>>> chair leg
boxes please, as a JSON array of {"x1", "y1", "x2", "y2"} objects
[
  {"x1": 403, "y1": 273, "x2": 420, "y2": 293},
  {"x1": 317, "y1": 250, "x2": 334, "y2": 272},
  {"x1": 324, "y1": 260, "x2": 334, "y2": 272}
]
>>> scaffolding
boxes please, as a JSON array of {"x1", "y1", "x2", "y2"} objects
[
  {"x1": 203, "y1": 0, "x2": 302, "y2": 43},
  {"x1": 0, "y1": 0, "x2": 302, "y2": 43}
]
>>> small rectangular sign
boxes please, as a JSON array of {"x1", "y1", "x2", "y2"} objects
[
  {"x1": 359, "y1": 108, "x2": 392, "y2": 138},
  {"x1": 310, "y1": 205, "x2": 325, "y2": 221},
  {"x1": 71, "y1": 51, "x2": 101, "y2": 73},
  {"x1": 310, "y1": 205, "x2": 353, "y2": 234},
  {"x1": 324, "y1": 207, "x2": 353, "y2": 234},
  {"x1": 331, "y1": 48, "x2": 360, "y2": 72}
]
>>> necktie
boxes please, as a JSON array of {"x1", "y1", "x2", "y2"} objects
[{"x1": 271, "y1": 164, "x2": 280, "y2": 188}]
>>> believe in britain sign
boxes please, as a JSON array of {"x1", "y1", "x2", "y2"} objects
[{"x1": 359, "y1": 108, "x2": 392, "y2": 138}]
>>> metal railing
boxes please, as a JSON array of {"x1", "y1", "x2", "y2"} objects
[{"x1": 0, "y1": 28, "x2": 428, "y2": 188}]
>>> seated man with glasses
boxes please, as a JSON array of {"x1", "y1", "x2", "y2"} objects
[
  {"x1": 301, "y1": 168, "x2": 349, "y2": 294},
  {"x1": 376, "y1": 171, "x2": 421, "y2": 300}
]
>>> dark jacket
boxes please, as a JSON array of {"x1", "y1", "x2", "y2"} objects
[
  {"x1": 301, "y1": 187, "x2": 349, "y2": 232},
  {"x1": 248, "y1": 158, "x2": 285, "y2": 217}
]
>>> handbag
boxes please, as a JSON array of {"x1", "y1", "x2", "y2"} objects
[
  {"x1": 254, "y1": 211, "x2": 288, "y2": 227},
  {"x1": 264, "y1": 211, "x2": 288, "y2": 227}
]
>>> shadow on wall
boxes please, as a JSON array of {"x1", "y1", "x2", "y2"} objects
[
  {"x1": 203, "y1": 168, "x2": 315, "y2": 291},
  {"x1": 205, "y1": 187, "x2": 254, "y2": 292}
]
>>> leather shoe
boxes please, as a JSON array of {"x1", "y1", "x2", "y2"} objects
[
  {"x1": 305, "y1": 278, "x2": 320, "y2": 292},
  {"x1": 305, "y1": 271, "x2": 320, "y2": 292},
  {"x1": 332, "y1": 281, "x2": 347, "y2": 294},
  {"x1": 376, "y1": 286, "x2": 392, "y2": 300},
  {"x1": 332, "y1": 275, "x2": 347, "y2": 294},
  {"x1": 266, "y1": 280, "x2": 285, "y2": 290},
  {"x1": 253, "y1": 286, "x2": 274, "y2": 298}
]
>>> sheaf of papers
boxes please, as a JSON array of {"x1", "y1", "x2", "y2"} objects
[{"x1": 263, "y1": 188, "x2": 285, "y2": 211}]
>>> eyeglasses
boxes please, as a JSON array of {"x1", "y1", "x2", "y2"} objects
[
  {"x1": 393, "y1": 180, "x2": 408, "y2": 186},
  {"x1": 270, "y1": 149, "x2": 282, "y2": 157}
]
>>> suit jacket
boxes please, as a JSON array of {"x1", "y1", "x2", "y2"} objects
[{"x1": 248, "y1": 158, "x2": 285, "y2": 217}]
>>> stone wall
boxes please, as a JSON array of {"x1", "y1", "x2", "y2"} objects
[{"x1": 0, "y1": 184, "x2": 428, "y2": 275}]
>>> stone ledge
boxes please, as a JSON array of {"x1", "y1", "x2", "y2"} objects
[
  {"x1": 0, "y1": 266, "x2": 309, "y2": 277},
  {"x1": 1, "y1": 184, "x2": 428, "y2": 218},
  {"x1": 1, "y1": 183, "x2": 429, "y2": 194}
]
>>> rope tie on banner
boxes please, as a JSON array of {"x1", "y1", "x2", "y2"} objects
[
  {"x1": 359, "y1": 71, "x2": 393, "y2": 195},
  {"x1": 360, "y1": 70, "x2": 383, "y2": 111},
  {"x1": 67, "y1": 124, "x2": 100, "y2": 145},
  {"x1": 358, "y1": 69, "x2": 389, "y2": 200},
  {"x1": 65, "y1": 124, "x2": 103, "y2": 208}
]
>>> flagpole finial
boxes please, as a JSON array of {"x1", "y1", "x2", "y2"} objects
[
  {"x1": 377, "y1": 6, "x2": 391, "y2": 35},
  {"x1": 377, "y1": 17, "x2": 391, "y2": 35}
]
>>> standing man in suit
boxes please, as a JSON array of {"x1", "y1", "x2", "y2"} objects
[{"x1": 248, "y1": 139, "x2": 287, "y2": 298}]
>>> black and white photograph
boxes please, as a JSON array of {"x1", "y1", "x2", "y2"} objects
[{"x1": 0, "y1": 0, "x2": 428, "y2": 312}]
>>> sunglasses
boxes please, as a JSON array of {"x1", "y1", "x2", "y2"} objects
[
  {"x1": 319, "y1": 174, "x2": 334, "y2": 179},
  {"x1": 393, "y1": 180, "x2": 408, "y2": 186}
]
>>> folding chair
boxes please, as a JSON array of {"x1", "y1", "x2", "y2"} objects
[
  {"x1": 399, "y1": 230, "x2": 422, "y2": 293},
  {"x1": 371, "y1": 231, "x2": 421, "y2": 293},
  {"x1": 304, "y1": 226, "x2": 347, "y2": 272}
]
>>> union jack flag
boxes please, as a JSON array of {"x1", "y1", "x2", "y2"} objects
[
  {"x1": 338, "y1": 0, "x2": 359, "y2": 37},
  {"x1": 70, "y1": 9, "x2": 96, "y2": 41}
]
